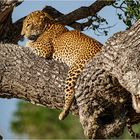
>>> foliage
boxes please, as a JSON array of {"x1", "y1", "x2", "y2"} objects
[
  {"x1": 11, "y1": 101, "x2": 85, "y2": 139},
  {"x1": 113, "y1": 0, "x2": 140, "y2": 28},
  {"x1": 91, "y1": 0, "x2": 140, "y2": 35}
]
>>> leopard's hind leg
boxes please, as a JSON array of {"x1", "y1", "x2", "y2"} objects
[{"x1": 59, "y1": 60, "x2": 85, "y2": 120}]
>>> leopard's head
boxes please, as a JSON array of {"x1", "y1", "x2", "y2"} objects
[{"x1": 21, "y1": 10, "x2": 53, "y2": 40}]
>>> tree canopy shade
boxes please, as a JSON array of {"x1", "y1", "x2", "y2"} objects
[{"x1": 0, "y1": 0, "x2": 140, "y2": 139}]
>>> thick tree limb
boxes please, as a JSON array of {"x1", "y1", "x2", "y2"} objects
[
  {"x1": 42, "y1": 6, "x2": 83, "y2": 30},
  {"x1": 55, "y1": 0, "x2": 115, "y2": 25},
  {"x1": 0, "y1": 0, "x2": 23, "y2": 43},
  {"x1": 74, "y1": 20, "x2": 140, "y2": 138},
  {"x1": 77, "y1": 19, "x2": 140, "y2": 138},
  {"x1": 101, "y1": 20, "x2": 140, "y2": 98},
  {"x1": 43, "y1": 6, "x2": 104, "y2": 31},
  {"x1": 0, "y1": 0, "x2": 140, "y2": 139},
  {"x1": 100, "y1": 20, "x2": 140, "y2": 115},
  {"x1": 0, "y1": 43, "x2": 78, "y2": 114},
  {"x1": 0, "y1": 44, "x2": 125, "y2": 138},
  {"x1": 0, "y1": 20, "x2": 140, "y2": 139}
]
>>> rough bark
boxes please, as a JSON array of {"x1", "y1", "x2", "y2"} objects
[
  {"x1": 0, "y1": 44, "x2": 72, "y2": 111},
  {"x1": 0, "y1": 0, "x2": 140, "y2": 139},
  {"x1": 102, "y1": 21, "x2": 140, "y2": 98},
  {"x1": 0, "y1": 0, "x2": 22, "y2": 43},
  {"x1": 75, "y1": 19, "x2": 140, "y2": 138},
  {"x1": 0, "y1": 19, "x2": 140, "y2": 138}
]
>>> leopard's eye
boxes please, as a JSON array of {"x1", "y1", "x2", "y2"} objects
[{"x1": 26, "y1": 23, "x2": 31, "y2": 28}]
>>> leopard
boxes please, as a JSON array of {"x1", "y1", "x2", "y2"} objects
[
  {"x1": 21, "y1": 10, "x2": 140, "y2": 139},
  {"x1": 21, "y1": 10, "x2": 102, "y2": 120}
]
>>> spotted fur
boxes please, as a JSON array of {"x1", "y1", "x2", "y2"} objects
[{"x1": 21, "y1": 10, "x2": 102, "y2": 120}]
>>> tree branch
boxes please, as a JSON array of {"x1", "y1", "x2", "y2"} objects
[
  {"x1": 0, "y1": 134, "x2": 2, "y2": 140},
  {"x1": 42, "y1": 6, "x2": 85, "y2": 30},
  {"x1": 101, "y1": 19, "x2": 140, "y2": 102},
  {"x1": 0, "y1": 1, "x2": 140, "y2": 139},
  {"x1": 43, "y1": 0, "x2": 115, "y2": 30},
  {"x1": 55, "y1": 0, "x2": 115, "y2": 25},
  {"x1": 0, "y1": 43, "x2": 78, "y2": 114},
  {"x1": 0, "y1": 18, "x2": 140, "y2": 138},
  {"x1": 12, "y1": 0, "x2": 116, "y2": 43},
  {"x1": 0, "y1": 0, "x2": 23, "y2": 43}
]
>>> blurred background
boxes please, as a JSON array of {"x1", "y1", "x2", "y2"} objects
[{"x1": 0, "y1": 0, "x2": 139, "y2": 139}]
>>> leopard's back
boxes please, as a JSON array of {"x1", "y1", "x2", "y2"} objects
[{"x1": 53, "y1": 30, "x2": 101, "y2": 67}]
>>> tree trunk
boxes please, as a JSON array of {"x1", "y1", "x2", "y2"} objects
[
  {"x1": 0, "y1": 19, "x2": 140, "y2": 138},
  {"x1": 0, "y1": 0, "x2": 22, "y2": 43},
  {"x1": 0, "y1": 1, "x2": 140, "y2": 139},
  {"x1": 76, "y1": 19, "x2": 140, "y2": 138}
]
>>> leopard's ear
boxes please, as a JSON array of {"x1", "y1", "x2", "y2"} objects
[{"x1": 44, "y1": 13, "x2": 54, "y2": 21}]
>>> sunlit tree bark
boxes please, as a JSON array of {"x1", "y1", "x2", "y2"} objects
[{"x1": 0, "y1": 0, "x2": 140, "y2": 139}]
